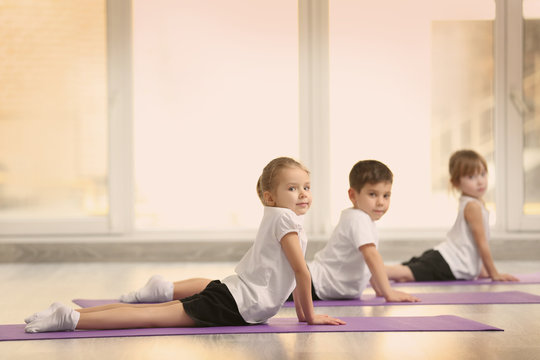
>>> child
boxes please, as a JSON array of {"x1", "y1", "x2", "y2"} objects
[
  {"x1": 385, "y1": 149, "x2": 519, "y2": 283},
  {"x1": 24, "y1": 157, "x2": 345, "y2": 332},
  {"x1": 307, "y1": 160, "x2": 419, "y2": 302}
]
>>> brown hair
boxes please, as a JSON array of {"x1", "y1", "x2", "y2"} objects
[
  {"x1": 349, "y1": 160, "x2": 393, "y2": 192},
  {"x1": 256, "y1": 157, "x2": 310, "y2": 205},
  {"x1": 448, "y1": 149, "x2": 488, "y2": 189}
]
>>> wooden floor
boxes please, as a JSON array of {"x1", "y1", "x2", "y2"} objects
[{"x1": 1, "y1": 260, "x2": 539, "y2": 360}]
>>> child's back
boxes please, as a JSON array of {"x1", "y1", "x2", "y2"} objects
[
  {"x1": 310, "y1": 208, "x2": 376, "y2": 299},
  {"x1": 223, "y1": 206, "x2": 307, "y2": 323},
  {"x1": 435, "y1": 195, "x2": 488, "y2": 280}
]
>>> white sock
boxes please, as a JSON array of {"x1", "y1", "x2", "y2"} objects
[
  {"x1": 25, "y1": 305, "x2": 80, "y2": 333},
  {"x1": 119, "y1": 274, "x2": 173, "y2": 303},
  {"x1": 24, "y1": 302, "x2": 64, "y2": 324}
]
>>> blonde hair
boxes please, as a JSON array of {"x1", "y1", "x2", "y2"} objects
[
  {"x1": 449, "y1": 149, "x2": 488, "y2": 189},
  {"x1": 256, "y1": 157, "x2": 309, "y2": 205}
]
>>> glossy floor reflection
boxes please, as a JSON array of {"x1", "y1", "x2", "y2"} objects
[{"x1": 1, "y1": 261, "x2": 539, "y2": 360}]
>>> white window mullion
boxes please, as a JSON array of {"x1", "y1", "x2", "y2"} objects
[
  {"x1": 107, "y1": 0, "x2": 134, "y2": 234},
  {"x1": 494, "y1": 0, "x2": 509, "y2": 232},
  {"x1": 505, "y1": 0, "x2": 540, "y2": 231},
  {"x1": 505, "y1": 0, "x2": 524, "y2": 231},
  {"x1": 299, "y1": 0, "x2": 331, "y2": 237}
]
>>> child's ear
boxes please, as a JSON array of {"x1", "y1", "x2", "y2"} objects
[
  {"x1": 263, "y1": 191, "x2": 276, "y2": 206},
  {"x1": 348, "y1": 188, "x2": 357, "y2": 203}
]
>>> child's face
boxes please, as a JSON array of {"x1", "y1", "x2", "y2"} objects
[
  {"x1": 349, "y1": 181, "x2": 392, "y2": 221},
  {"x1": 458, "y1": 167, "x2": 488, "y2": 199},
  {"x1": 265, "y1": 167, "x2": 312, "y2": 216}
]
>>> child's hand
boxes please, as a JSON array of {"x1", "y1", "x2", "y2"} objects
[
  {"x1": 308, "y1": 314, "x2": 347, "y2": 325},
  {"x1": 492, "y1": 273, "x2": 520, "y2": 282},
  {"x1": 384, "y1": 290, "x2": 421, "y2": 303}
]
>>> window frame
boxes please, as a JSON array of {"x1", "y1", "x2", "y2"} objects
[
  {"x1": 500, "y1": 0, "x2": 540, "y2": 231},
  {"x1": 0, "y1": 0, "x2": 128, "y2": 236}
]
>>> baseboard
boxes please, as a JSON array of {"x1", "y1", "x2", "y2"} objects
[{"x1": 1, "y1": 238, "x2": 539, "y2": 263}]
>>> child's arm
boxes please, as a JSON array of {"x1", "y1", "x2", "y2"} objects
[
  {"x1": 360, "y1": 244, "x2": 420, "y2": 302},
  {"x1": 465, "y1": 202, "x2": 519, "y2": 282},
  {"x1": 280, "y1": 232, "x2": 346, "y2": 325},
  {"x1": 291, "y1": 287, "x2": 305, "y2": 322}
]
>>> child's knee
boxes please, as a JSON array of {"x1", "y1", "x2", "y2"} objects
[
  {"x1": 399, "y1": 267, "x2": 415, "y2": 282},
  {"x1": 389, "y1": 265, "x2": 414, "y2": 282}
]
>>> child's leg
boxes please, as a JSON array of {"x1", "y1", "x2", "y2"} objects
[
  {"x1": 120, "y1": 275, "x2": 212, "y2": 303},
  {"x1": 26, "y1": 301, "x2": 195, "y2": 332},
  {"x1": 77, "y1": 301, "x2": 177, "y2": 313},
  {"x1": 76, "y1": 301, "x2": 195, "y2": 330},
  {"x1": 173, "y1": 278, "x2": 212, "y2": 300},
  {"x1": 119, "y1": 275, "x2": 174, "y2": 303},
  {"x1": 385, "y1": 264, "x2": 415, "y2": 282}
]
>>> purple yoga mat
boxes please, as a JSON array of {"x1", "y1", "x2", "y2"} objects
[
  {"x1": 388, "y1": 272, "x2": 540, "y2": 287},
  {"x1": 72, "y1": 290, "x2": 540, "y2": 309},
  {"x1": 0, "y1": 315, "x2": 502, "y2": 341},
  {"x1": 282, "y1": 290, "x2": 540, "y2": 307}
]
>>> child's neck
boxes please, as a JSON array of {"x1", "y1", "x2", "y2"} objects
[{"x1": 461, "y1": 192, "x2": 484, "y2": 203}]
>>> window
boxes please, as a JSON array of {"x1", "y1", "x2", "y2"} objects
[
  {"x1": 328, "y1": 0, "x2": 495, "y2": 229},
  {"x1": 0, "y1": 1, "x2": 108, "y2": 229},
  {"x1": 133, "y1": 0, "x2": 299, "y2": 231}
]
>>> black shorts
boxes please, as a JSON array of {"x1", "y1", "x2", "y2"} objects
[
  {"x1": 180, "y1": 280, "x2": 249, "y2": 327},
  {"x1": 402, "y1": 249, "x2": 456, "y2": 282},
  {"x1": 286, "y1": 278, "x2": 321, "y2": 302}
]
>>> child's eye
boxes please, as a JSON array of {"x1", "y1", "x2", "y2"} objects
[
  {"x1": 288, "y1": 186, "x2": 296, "y2": 191},
  {"x1": 384, "y1": 194, "x2": 391, "y2": 199},
  {"x1": 304, "y1": 186, "x2": 310, "y2": 191}
]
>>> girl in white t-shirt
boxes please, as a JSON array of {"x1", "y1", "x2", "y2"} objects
[
  {"x1": 385, "y1": 150, "x2": 519, "y2": 283},
  {"x1": 25, "y1": 157, "x2": 345, "y2": 333}
]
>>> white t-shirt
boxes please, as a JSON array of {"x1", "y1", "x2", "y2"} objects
[
  {"x1": 309, "y1": 208, "x2": 378, "y2": 300},
  {"x1": 435, "y1": 196, "x2": 489, "y2": 280},
  {"x1": 222, "y1": 206, "x2": 307, "y2": 324}
]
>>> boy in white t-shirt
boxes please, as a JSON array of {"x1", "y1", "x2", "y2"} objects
[{"x1": 308, "y1": 160, "x2": 419, "y2": 302}]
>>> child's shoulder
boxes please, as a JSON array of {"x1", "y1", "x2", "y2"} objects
[
  {"x1": 265, "y1": 206, "x2": 295, "y2": 216},
  {"x1": 342, "y1": 207, "x2": 370, "y2": 217},
  {"x1": 462, "y1": 198, "x2": 487, "y2": 222},
  {"x1": 340, "y1": 207, "x2": 373, "y2": 224},
  {"x1": 336, "y1": 208, "x2": 377, "y2": 244},
  {"x1": 264, "y1": 206, "x2": 303, "y2": 225},
  {"x1": 460, "y1": 196, "x2": 486, "y2": 210}
]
